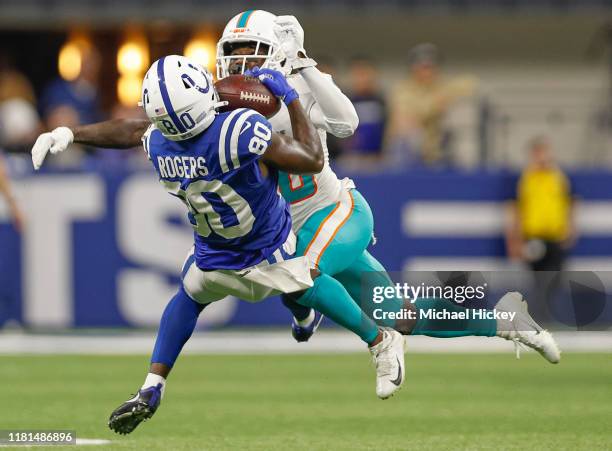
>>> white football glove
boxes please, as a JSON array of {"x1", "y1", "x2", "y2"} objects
[
  {"x1": 274, "y1": 15, "x2": 317, "y2": 71},
  {"x1": 31, "y1": 126, "x2": 74, "y2": 170}
]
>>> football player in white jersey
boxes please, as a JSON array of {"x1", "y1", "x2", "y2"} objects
[{"x1": 215, "y1": 10, "x2": 560, "y2": 366}]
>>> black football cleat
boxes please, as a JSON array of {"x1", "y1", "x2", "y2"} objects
[
  {"x1": 291, "y1": 311, "x2": 325, "y2": 343},
  {"x1": 108, "y1": 383, "x2": 162, "y2": 435}
]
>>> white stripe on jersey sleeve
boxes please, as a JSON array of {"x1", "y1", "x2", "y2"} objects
[
  {"x1": 218, "y1": 109, "x2": 246, "y2": 173},
  {"x1": 273, "y1": 248, "x2": 284, "y2": 262},
  {"x1": 141, "y1": 124, "x2": 157, "y2": 161},
  {"x1": 229, "y1": 110, "x2": 259, "y2": 170}
]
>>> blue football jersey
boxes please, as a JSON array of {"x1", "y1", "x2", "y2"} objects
[{"x1": 143, "y1": 108, "x2": 292, "y2": 270}]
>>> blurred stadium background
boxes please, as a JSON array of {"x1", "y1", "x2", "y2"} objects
[
  {"x1": 2, "y1": 0, "x2": 612, "y2": 331},
  {"x1": 0, "y1": 2, "x2": 611, "y2": 449}
]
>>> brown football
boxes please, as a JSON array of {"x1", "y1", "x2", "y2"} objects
[{"x1": 215, "y1": 74, "x2": 281, "y2": 119}]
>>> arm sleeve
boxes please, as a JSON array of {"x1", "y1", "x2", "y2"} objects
[
  {"x1": 235, "y1": 111, "x2": 273, "y2": 169},
  {"x1": 299, "y1": 67, "x2": 359, "y2": 138}
]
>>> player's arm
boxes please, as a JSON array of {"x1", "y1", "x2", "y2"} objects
[
  {"x1": 246, "y1": 67, "x2": 323, "y2": 174},
  {"x1": 31, "y1": 119, "x2": 149, "y2": 170},
  {"x1": 299, "y1": 68, "x2": 359, "y2": 138},
  {"x1": 72, "y1": 119, "x2": 150, "y2": 148},
  {"x1": 263, "y1": 98, "x2": 324, "y2": 174},
  {"x1": 274, "y1": 15, "x2": 359, "y2": 138}
]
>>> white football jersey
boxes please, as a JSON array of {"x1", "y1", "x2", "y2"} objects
[{"x1": 269, "y1": 74, "x2": 353, "y2": 232}]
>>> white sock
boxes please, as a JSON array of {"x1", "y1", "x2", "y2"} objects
[
  {"x1": 296, "y1": 310, "x2": 315, "y2": 327},
  {"x1": 142, "y1": 373, "x2": 166, "y2": 399}
]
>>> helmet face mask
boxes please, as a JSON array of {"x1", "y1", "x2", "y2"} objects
[
  {"x1": 141, "y1": 55, "x2": 225, "y2": 141},
  {"x1": 216, "y1": 10, "x2": 289, "y2": 79},
  {"x1": 218, "y1": 41, "x2": 271, "y2": 77}
]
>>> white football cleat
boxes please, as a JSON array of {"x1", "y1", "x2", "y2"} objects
[
  {"x1": 369, "y1": 328, "x2": 406, "y2": 399},
  {"x1": 495, "y1": 291, "x2": 561, "y2": 364}
]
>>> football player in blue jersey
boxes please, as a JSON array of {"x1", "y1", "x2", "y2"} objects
[{"x1": 32, "y1": 55, "x2": 407, "y2": 433}]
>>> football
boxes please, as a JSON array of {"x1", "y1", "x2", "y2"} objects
[{"x1": 215, "y1": 74, "x2": 281, "y2": 118}]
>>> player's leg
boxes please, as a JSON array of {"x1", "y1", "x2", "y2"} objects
[
  {"x1": 287, "y1": 268, "x2": 405, "y2": 399},
  {"x1": 189, "y1": 242, "x2": 404, "y2": 398},
  {"x1": 334, "y1": 252, "x2": 560, "y2": 361},
  {"x1": 289, "y1": 270, "x2": 380, "y2": 345},
  {"x1": 279, "y1": 190, "x2": 406, "y2": 397},
  {"x1": 146, "y1": 251, "x2": 226, "y2": 380},
  {"x1": 197, "y1": 246, "x2": 406, "y2": 396},
  {"x1": 282, "y1": 189, "x2": 375, "y2": 338},
  {"x1": 109, "y1": 250, "x2": 220, "y2": 435},
  {"x1": 108, "y1": 287, "x2": 210, "y2": 434},
  {"x1": 334, "y1": 251, "x2": 497, "y2": 337}
]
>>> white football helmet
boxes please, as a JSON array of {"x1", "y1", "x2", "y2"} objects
[
  {"x1": 216, "y1": 9, "x2": 289, "y2": 79},
  {"x1": 141, "y1": 55, "x2": 225, "y2": 141}
]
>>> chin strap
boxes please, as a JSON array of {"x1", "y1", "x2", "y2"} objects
[{"x1": 212, "y1": 100, "x2": 229, "y2": 112}]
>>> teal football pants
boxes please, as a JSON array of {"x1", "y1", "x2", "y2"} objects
[{"x1": 286, "y1": 189, "x2": 497, "y2": 338}]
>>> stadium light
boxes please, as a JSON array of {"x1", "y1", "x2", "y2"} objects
[
  {"x1": 58, "y1": 33, "x2": 91, "y2": 81},
  {"x1": 117, "y1": 74, "x2": 143, "y2": 107},
  {"x1": 117, "y1": 29, "x2": 149, "y2": 106},
  {"x1": 184, "y1": 34, "x2": 216, "y2": 73},
  {"x1": 117, "y1": 31, "x2": 149, "y2": 76}
]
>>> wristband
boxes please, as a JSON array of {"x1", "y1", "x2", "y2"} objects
[{"x1": 282, "y1": 89, "x2": 299, "y2": 106}]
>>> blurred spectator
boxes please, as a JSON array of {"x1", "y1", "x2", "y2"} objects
[
  {"x1": 39, "y1": 42, "x2": 103, "y2": 166},
  {"x1": 340, "y1": 56, "x2": 387, "y2": 165},
  {"x1": 40, "y1": 42, "x2": 103, "y2": 127},
  {"x1": 0, "y1": 152, "x2": 24, "y2": 233},
  {"x1": 387, "y1": 43, "x2": 477, "y2": 166},
  {"x1": 505, "y1": 136, "x2": 577, "y2": 271},
  {"x1": 0, "y1": 54, "x2": 41, "y2": 153}
]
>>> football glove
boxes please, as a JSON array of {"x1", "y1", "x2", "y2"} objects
[
  {"x1": 31, "y1": 126, "x2": 74, "y2": 170},
  {"x1": 274, "y1": 15, "x2": 317, "y2": 71},
  {"x1": 246, "y1": 66, "x2": 299, "y2": 106}
]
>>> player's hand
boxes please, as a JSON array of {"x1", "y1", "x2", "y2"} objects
[
  {"x1": 31, "y1": 126, "x2": 74, "y2": 170},
  {"x1": 246, "y1": 67, "x2": 299, "y2": 106},
  {"x1": 274, "y1": 15, "x2": 305, "y2": 60},
  {"x1": 274, "y1": 16, "x2": 316, "y2": 71}
]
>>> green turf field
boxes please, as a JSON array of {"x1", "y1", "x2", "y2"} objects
[{"x1": 1, "y1": 353, "x2": 611, "y2": 450}]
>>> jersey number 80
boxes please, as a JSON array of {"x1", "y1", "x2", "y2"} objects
[{"x1": 164, "y1": 179, "x2": 255, "y2": 239}]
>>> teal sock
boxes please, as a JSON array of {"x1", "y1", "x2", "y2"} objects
[
  {"x1": 412, "y1": 298, "x2": 497, "y2": 337},
  {"x1": 296, "y1": 273, "x2": 380, "y2": 344}
]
